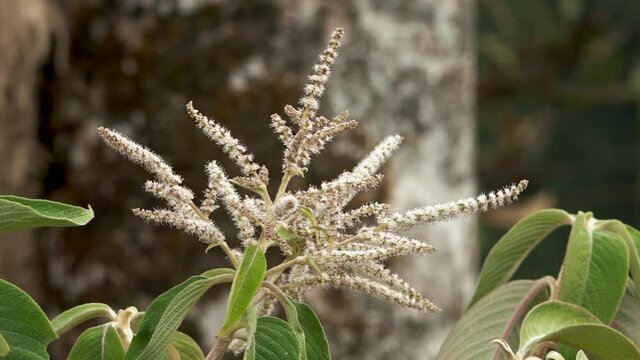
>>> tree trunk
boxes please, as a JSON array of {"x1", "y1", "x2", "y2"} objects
[
  {"x1": 320, "y1": 1, "x2": 477, "y2": 358},
  {"x1": 0, "y1": 0, "x2": 62, "y2": 300}
]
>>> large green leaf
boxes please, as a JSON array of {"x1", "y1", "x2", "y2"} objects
[
  {"x1": 470, "y1": 209, "x2": 572, "y2": 306},
  {"x1": 437, "y1": 280, "x2": 547, "y2": 360},
  {"x1": 220, "y1": 245, "x2": 267, "y2": 336},
  {"x1": 0, "y1": 333, "x2": 8, "y2": 357},
  {"x1": 266, "y1": 293, "x2": 306, "y2": 360},
  {"x1": 51, "y1": 303, "x2": 116, "y2": 336},
  {"x1": 558, "y1": 214, "x2": 628, "y2": 324},
  {"x1": 294, "y1": 302, "x2": 330, "y2": 360},
  {"x1": 255, "y1": 317, "x2": 302, "y2": 360},
  {"x1": 0, "y1": 279, "x2": 57, "y2": 359},
  {"x1": 68, "y1": 325, "x2": 125, "y2": 360},
  {"x1": 125, "y1": 269, "x2": 234, "y2": 360},
  {"x1": 0, "y1": 195, "x2": 93, "y2": 233},
  {"x1": 612, "y1": 294, "x2": 640, "y2": 347},
  {"x1": 518, "y1": 301, "x2": 640, "y2": 359},
  {"x1": 167, "y1": 332, "x2": 204, "y2": 360}
]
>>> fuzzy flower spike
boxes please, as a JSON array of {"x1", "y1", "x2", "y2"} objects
[{"x1": 98, "y1": 28, "x2": 527, "y2": 317}]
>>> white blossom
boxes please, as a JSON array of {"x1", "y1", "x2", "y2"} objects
[
  {"x1": 98, "y1": 127, "x2": 182, "y2": 185},
  {"x1": 98, "y1": 28, "x2": 526, "y2": 318}
]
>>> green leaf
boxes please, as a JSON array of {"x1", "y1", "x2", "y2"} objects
[
  {"x1": 255, "y1": 317, "x2": 302, "y2": 360},
  {"x1": 243, "y1": 309, "x2": 258, "y2": 360},
  {"x1": 558, "y1": 214, "x2": 629, "y2": 323},
  {"x1": 294, "y1": 302, "x2": 330, "y2": 360},
  {"x1": 125, "y1": 268, "x2": 234, "y2": 360},
  {"x1": 51, "y1": 303, "x2": 116, "y2": 336},
  {"x1": 612, "y1": 294, "x2": 640, "y2": 347},
  {"x1": 220, "y1": 245, "x2": 267, "y2": 336},
  {"x1": 470, "y1": 209, "x2": 572, "y2": 306},
  {"x1": 68, "y1": 325, "x2": 125, "y2": 360},
  {"x1": 518, "y1": 301, "x2": 640, "y2": 359},
  {"x1": 589, "y1": 221, "x2": 640, "y2": 297},
  {"x1": 0, "y1": 195, "x2": 93, "y2": 233},
  {"x1": 0, "y1": 333, "x2": 8, "y2": 357},
  {"x1": 168, "y1": 332, "x2": 204, "y2": 360},
  {"x1": 626, "y1": 225, "x2": 640, "y2": 256},
  {"x1": 437, "y1": 280, "x2": 548, "y2": 360},
  {"x1": 265, "y1": 293, "x2": 306, "y2": 360},
  {"x1": 0, "y1": 279, "x2": 57, "y2": 359}
]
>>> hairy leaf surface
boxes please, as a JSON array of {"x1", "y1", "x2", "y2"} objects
[
  {"x1": 519, "y1": 301, "x2": 640, "y2": 359},
  {"x1": 0, "y1": 280, "x2": 57, "y2": 359},
  {"x1": 0, "y1": 195, "x2": 93, "y2": 233},
  {"x1": 470, "y1": 209, "x2": 571, "y2": 306}
]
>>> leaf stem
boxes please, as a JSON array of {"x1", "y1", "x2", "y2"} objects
[
  {"x1": 265, "y1": 256, "x2": 306, "y2": 278},
  {"x1": 204, "y1": 336, "x2": 232, "y2": 360},
  {"x1": 219, "y1": 242, "x2": 239, "y2": 269},
  {"x1": 275, "y1": 171, "x2": 294, "y2": 201},
  {"x1": 189, "y1": 199, "x2": 239, "y2": 268},
  {"x1": 335, "y1": 233, "x2": 365, "y2": 248},
  {"x1": 490, "y1": 276, "x2": 556, "y2": 360}
]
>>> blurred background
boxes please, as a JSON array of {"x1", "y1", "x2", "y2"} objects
[{"x1": 0, "y1": 0, "x2": 638, "y2": 359}]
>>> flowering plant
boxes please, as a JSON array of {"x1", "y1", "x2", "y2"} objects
[{"x1": 0, "y1": 28, "x2": 542, "y2": 360}]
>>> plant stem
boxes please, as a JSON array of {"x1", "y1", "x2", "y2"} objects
[
  {"x1": 219, "y1": 242, "x2": 239, "y2": 269},
  {"x1": 205, "y1": 336, "x2": 232, "y2": 360},
  {"x1": 275, "y1": 171, "x2": 294, "y2": 201},
  {"x1": 335, "y1": 233, "x2": 365, "y2": 248},
  {"x1": 265, "y1": 256, "x2": 305, "y2": 278},
  {"x1": 190, "y1": 199, "x2": 239, "y2": 268},
  {"x1": 491, "y1": 276, "x2": 556, "y2": 360}
]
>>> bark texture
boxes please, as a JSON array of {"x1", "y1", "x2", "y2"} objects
[
  {"x1": 0, "y1": 0, "x2": 63, "y2": 299},
  {"x1": 320, "y1": 1, "x2": 477, "y2": 358}
]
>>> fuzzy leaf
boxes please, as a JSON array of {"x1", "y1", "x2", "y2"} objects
[
  {"x1": 612, "y1": 294, "x2": 640, "y2": 347},
  {"x1": 68, "y1": 325, "x2": 125, "y2": 360},
  {"x1": 0, "y1": 279, "x2": 57, "y2": 359},
  {"x1": 51, "y1": 303, "x2": 115, "y2": 336},
  {"x1": 0, "y1": 195, "x2": 93, "y2": 233},
  {"x1": 470, "y1": 209, "x2": 572, "y2": 306},
  {"x1": 243, "y1": 309, "x2": 257, "y2": 360},
  {"x1": 125, "y1": 269, "x2": 234, "y2": 360},
  {"x1": 168, "y1": 332, "x2": 204, "y2": 360},
  {"x1": 558, "y1": 214, "x2": 628, "y2": 324},
  {"x1": 255, "y1": 317, "x2": 302, "y2": 360},
  {"x1": 220, "y1": 245, "x2": 266, "y2": 336},
  {"x1": 626, "y1": 225, "x2": 640, "y2": 256},
  {"x1": 518, "y1": 301, "x2": 640, "y2": 359},
  {"x1": 294, "y1": 302, "x2": 330, "y2": 360},
  {"x1": 437, "y1": 280, "x2": 547, "y2": 360},
  {"x1": 590, "y1": 220, "x2": 640, "y2": 294}
]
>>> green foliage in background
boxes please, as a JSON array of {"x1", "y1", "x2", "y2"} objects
[
  {"x1": 478, "y1": 0, "x2": 640, "y2": 279},
  {"x1": 438, "y1": 209, "x2": 640, "y2": 360}
]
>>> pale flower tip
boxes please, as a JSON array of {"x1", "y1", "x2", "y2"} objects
[
  {"x1": 518, "y1": 179, "x2": 529, "y2": 191},
  {"x1": 97, "y1": 126, "x2": 113, "y2": 139}
]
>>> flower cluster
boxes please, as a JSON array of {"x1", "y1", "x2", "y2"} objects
[{"x1": 98, "y1": 28, "x2": 527, "y2": 315}]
